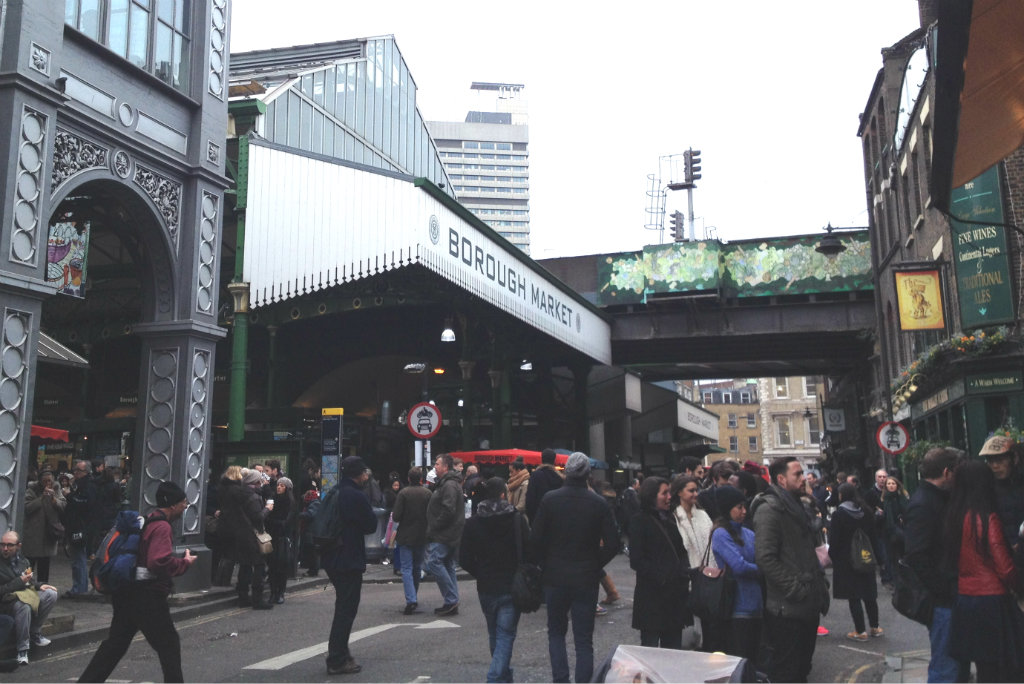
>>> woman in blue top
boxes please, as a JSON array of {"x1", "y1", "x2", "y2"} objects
[{"x1": 710, "y1": 485, "x2": 763, "y2": 661}]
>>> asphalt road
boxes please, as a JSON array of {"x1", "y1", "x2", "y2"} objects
[{"x1": 19, "y1": 557, "x2": 931, "y2": 682}]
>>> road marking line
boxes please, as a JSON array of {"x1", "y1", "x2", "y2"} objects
[
  {"x1": 244, "y1": 624, "x2": 398, "y2": 670},
  {"x1": 848, "y1": 662, "x2": 873, "y2": 682},
  {"x1": 414, "y1": 619, "x2": 459, "y2": 629},
  {"x1": 838, "y1": 644, "x2": 883, "y2": 657}
]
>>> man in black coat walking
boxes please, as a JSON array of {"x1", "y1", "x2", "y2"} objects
[
  {"x1": 903, "y1": 447, "x2": 968, "y2": 683},
  {"x1": 524, "y1": 448, "x2": 563, "y2": 523},
  {"x1": 321, "y1": 456, "x2": 379, "y2": 676},
  {"x1": 530, "y1": 453, "x2": 619, "y2": 683}
]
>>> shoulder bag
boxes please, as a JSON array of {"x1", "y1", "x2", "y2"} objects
[
  {"x1": 687, "y1": 530, "x2": 736, "y2": 621},
  {"x1": 510, "y1": 512, "x2": 543, "y2": 613},
  {"x1": 891, "y1": 558, "x2": 933, "y2": 626},
  {"x1": 254, "y1": 528, "x2": 274, "y2": 555}
]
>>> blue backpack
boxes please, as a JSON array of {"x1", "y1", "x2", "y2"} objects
[
  {"x1": 308, "y1": 484, "x2": 345, "y2": 554},
  {"x1": 89, "y1": 510, "x2": 158, "y2": 594}
]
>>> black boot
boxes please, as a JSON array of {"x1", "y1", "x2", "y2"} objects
[
  {"x1": 252, "y1": 587, "x2": 273, "y2": 610},
  {"x1": 237, "y1": 591, "x2": 252, "y2": 608}
]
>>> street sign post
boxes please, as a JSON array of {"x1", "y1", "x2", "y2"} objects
[
  {"x1": 876, "y1": 421, "x2": 909, "y2": 455},
  {"x1": 408, "y1": 402, "x2": 442, "y2": 469}
]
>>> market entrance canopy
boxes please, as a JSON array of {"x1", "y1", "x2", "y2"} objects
[{"x1": 243, "y1": 139, "x2": 611, "y2": 365}]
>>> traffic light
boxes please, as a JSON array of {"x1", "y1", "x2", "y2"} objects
[
  {"x1": 669, "y1": 210, "x2": 685, "y2": 242},
  {"x1": 684, "y1": 148, "x2": 702, "y2": 183}
]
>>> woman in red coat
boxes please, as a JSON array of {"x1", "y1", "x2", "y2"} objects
[{"x1": 945, "y1": 460, "x2": 1024, "y2": 682}]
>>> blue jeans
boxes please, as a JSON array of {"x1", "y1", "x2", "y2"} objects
[
  {"x1": 71, "y1": 542, "x2": 89, "y2": 594},
  {"x1": 424, "y1": 542, "x2": 459, "y2": 606},
  {"x1": 478, "y1": 592, "x2": 520, "y2": 683},
  {"x1": 398, "y1": 545, "x2": 424, "y2": 605},
  {"x1": 544, "y1": 582, "x2": 599, "y2": 683},
  {"x1": 928, "y1": 605, "x2": 969, "y2": 683}
]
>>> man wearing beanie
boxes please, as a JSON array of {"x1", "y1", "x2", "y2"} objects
[
  {"x1": 79, "y1": 481, "x2": 195, "y2": 682},
  {"x1": 322, "y1": 456, "x2": 378, "y2": 676},
  {"x1": 530, "y1": 452, "x2": 619, "y2": 683},
  {"x1": 525, "y1": 447, "x2": 563, "y2": 523}
]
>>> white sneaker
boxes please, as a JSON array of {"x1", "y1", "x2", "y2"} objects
[
  {"x1": 16, "y1": 651, "x2": 28, "y2": 665},
  {"x1": 31, "y1": 634, "x2": 50, "y2": 647}
]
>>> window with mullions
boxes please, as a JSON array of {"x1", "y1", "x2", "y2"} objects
[{"x1": 66, "y1": 0, "x2": 191, "y2": 92}]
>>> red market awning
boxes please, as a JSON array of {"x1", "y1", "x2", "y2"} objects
[
  {"x1": 447, "y1": 449, "x2": 542, "y2": 466},
  {"x1": 30, "y1": 425, "x2": 69, "y2": 442},
  {"x1": 447, "y1": 449, "x2": 608, "y2": 469}
]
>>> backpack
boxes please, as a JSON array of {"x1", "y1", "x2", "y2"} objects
[
  {"x1": 308, "y1": 484, "x2": 344, "y2": 554},
  {"x1": 89, "y1": 510, "x2": 152, "y2": 594},
  {"x1": 850, "y1": 526, "x2": 877, "y2": 573}
]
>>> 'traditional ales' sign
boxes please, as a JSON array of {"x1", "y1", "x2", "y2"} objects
[{"x1": 951, "y1": 166, "x2": 1014, "y2": 329}]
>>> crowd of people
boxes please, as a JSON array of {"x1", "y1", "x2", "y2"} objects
[{"x1": 5, "y1": 433, "x2": 1024, "y2": 681}]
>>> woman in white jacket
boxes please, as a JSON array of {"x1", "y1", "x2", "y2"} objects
[
  {"x1": 671, "y1": 474, "x2": 728, "y2": 651},
  {"x1": 671, "y1": 475, "x2": 715, "y2": 570}
]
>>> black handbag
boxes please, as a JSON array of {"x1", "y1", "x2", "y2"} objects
[
  {"x1": 891, "y1": 558, "x2": 933, "y2": 627},
  {"x1": 510, "y1": 512, "x2": 543, "y2": 613},
  {"x1": 686, "y1": 534, "x2": 736, "y2": 621}
]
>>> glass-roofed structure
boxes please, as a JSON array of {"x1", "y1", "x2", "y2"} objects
[{"x1": 229, "y1": 37, "x2": 454, "y2": 193}]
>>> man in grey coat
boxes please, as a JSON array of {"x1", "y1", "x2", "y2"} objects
[
  {"x1": 424, "y1": 454, "x2": 465, "y2": 616},
  {"x1": 753, "y1": 456, "x2": 830, "y2": 683}
]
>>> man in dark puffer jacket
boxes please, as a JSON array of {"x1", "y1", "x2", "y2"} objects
[{"x1": 460, "y1": 477, "x2": 529, "y2": 683}]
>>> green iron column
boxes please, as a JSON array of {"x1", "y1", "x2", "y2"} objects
[{"x1": 227, "y1": 134, "x2": 251, "y2": 442}]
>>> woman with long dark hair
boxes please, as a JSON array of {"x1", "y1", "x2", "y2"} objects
[
  {"x1": 881, "y1": 476, "x2": 910, "y2": 562},
  {"x1": 628, "y1": 476, "x2": 690, "y2": 649},
  {"x1": 709, "y1": 485, "x2": 762, "y2": 660},
  {"x1": 828, "y1": 482, "x2": 883, "y2": 641},
  {"x1": 945, "y1": 459, "x2": 1024, "y2": 682},
  {"x1": 266, "y1": 476, "x2": 296, "y2": 604}
]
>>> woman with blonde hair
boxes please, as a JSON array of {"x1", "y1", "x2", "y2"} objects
[{"x1": 882, "y1": 475, "x2": 910, "y2": 562}]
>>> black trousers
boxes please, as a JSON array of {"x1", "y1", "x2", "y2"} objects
[
  {"x1": 78, "y1": 584, "x2": 182, "y2": 682},
  {"x1": 26, "y1": 557, "x2": 51, "y2": 584},
  {"x1": 640, "y1": 628, "x2": 683, "y2": 649},
  {"x1": 326, "y1": 569, "x2": 363, "y2": 667},
  {"x1": 763, "y1": 613, "x2": 817, "y2": 683},
  {"x1": 729, "y1": 616, "x2": 762, "y2": 662}
]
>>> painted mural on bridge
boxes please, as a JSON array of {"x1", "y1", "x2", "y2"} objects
[{"x1": 597, "y1": 232, "x2": 872, "y2": 305}]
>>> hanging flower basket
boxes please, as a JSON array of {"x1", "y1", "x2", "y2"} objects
[{"x1": 890, "y1": 326, "x2": 1017, "y2": 395}]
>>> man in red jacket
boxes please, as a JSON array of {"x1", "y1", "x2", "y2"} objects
[{"x1": 78, "y1": 481, "x2": 196, "y2": 683}]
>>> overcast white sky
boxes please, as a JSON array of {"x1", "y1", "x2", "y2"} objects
[{"x1": 231, "y1": 1, "x2": 923, "y2": 259}]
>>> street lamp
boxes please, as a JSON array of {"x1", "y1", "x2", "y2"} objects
[{"x1": 815, "y1": 223, "x2": 868, "y2": 258}]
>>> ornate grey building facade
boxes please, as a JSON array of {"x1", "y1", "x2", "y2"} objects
[{"x1": 0, "y1": 0, "x2": 230, "y2": 565}]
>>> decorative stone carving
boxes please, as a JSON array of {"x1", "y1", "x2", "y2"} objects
[
  {"x1": 0, "y1": 310, "x2": 30, "y2": 530},
  {"x1": 141, "y1": 349, "x2": 177, "y2": 513},
  {"x1": 209, "y1": 0, "x2": 227, "y2": 99},
  {"x1": 196, "y1": 192, "x2": 219, "y2": 314},
  {"x1": 30, "y1": 43, "x2": 50, "y2": 76},
  {"x1": 207, "y1": 140, "x2": 220, "y2": 165},
  {"x1": 51, "y1": 127, "x2": 108, "y2": 194},
  {"x1": 11, "y1": 108, "x2": 47, "y2": 266},
  {"x1": 133, "y1": 164, "x2": 182, "y2": 250},
  {"x1": 183, "y1": 349, "x2": 210, "y2": 535},
  {"x1": 112, "y1": 150, "x2": 131, "y2": 179}
]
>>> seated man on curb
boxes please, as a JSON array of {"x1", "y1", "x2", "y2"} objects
[{"x1": 0, "y1": 530, "x2": 58, "y2": 665}]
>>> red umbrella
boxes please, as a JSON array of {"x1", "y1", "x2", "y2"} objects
[{"x1": 30, "y1": 425, "x2": 69, "y2": 442}]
